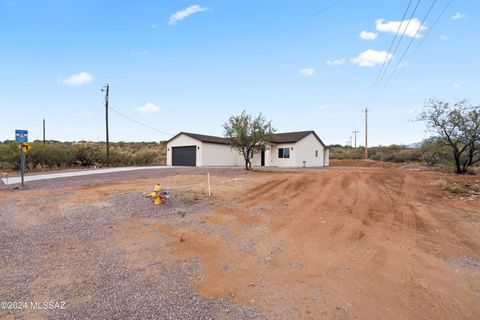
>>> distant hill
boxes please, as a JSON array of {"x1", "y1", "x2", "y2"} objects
[{"x1": 407, "y1": 141, "x2": 425, "y2": 149}]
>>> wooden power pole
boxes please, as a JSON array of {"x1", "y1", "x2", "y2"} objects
[
  {"x1": 364, "y1": 108, "x2": 369, "y2": 159},
  {"x1": 352, "y1": 130, "x2": 359, "y2": 148},
  {"x1": 102, "y1": 84, "x2": 110, "y2": 166},
  {"x1": 43, "y1": 119, "x2": 46, "y2": 144}
]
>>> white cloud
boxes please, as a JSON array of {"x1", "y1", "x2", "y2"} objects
[
  {"x1": 359, "y1": 31, "x2": 378, "y2": 40},
  {"x1": 299, "y1": 68, "x2": 315, "y2": 77},
  {"x1": 168, "y1": 5, "x2": 208, "y2": 25},
  {"x1": 60, "y1": 72, "x2": 93, "y2": 86},
  {"x1": 453, "y1": 83, "x2": 460, "y2": 88},
  {"x1": 326, "y1": 58, "x2": 345, "y2": 66},
  {"x1": 451, "y1": 12, "x2": 466, "y2": 20},
  {"x1": 439, "y1": 35, "x2": 449, "y2": 40},
  {"x1": 351, "y1": 49, "x2": 392, "y2": 67},
  {"x1": 376, "y1": 18, "x2": 426, "y2": 38},
  {"x1": 137, "y1": 102, "x2": 159, "y2": 113}
]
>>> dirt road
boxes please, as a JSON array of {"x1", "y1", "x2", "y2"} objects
[{"x1": 1, "y1": 164, "x2": 479, "y2": 319}]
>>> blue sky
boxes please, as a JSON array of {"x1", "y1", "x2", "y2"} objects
[{"x1": 0, "y1": 0, "x2": 477, "y2": 146}]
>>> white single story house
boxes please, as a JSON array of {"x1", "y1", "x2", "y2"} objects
[{"x1": 166, "y1": 130, "x2": 329, "y2": 168}]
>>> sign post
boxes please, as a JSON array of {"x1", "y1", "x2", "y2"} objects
[
  {"x1": 15, "y1": 130, "x2": 28, "y2": 187},
  {"x1": 20, "y1": 145, "x2": 25, "y2": 187}
]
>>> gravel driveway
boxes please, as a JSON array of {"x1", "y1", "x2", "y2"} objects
[{"x1": 0, "y1": 168, "x2": 264, "y2": 320}]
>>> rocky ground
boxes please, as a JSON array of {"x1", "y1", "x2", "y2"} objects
[{"x1": 1, "y1": 164, "x2": 480, "y2": 319}]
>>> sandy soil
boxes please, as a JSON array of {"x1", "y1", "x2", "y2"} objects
[{"x1": 1, "y1": 163, "x2": 480, "y2": 319}]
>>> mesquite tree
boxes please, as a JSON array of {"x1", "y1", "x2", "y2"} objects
[
  {"x1": 418, "y1": 98, "x2": 480, "y2": 174},
  {"x1": 223, "y1": 111, "x2": 275, "y2": 170}
]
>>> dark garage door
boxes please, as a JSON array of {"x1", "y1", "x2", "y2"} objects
[{"x1": 172, "y1": 146, "x2": 196, "y2": 166}]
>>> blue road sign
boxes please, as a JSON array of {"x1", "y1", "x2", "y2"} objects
[{"x1": 15, "y1": 129, "x2": 28, "y2": 143}]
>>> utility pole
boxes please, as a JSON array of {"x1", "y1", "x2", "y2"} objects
[
  {"x1": 352, "y1": 130, "x2": 359, "y2": 148},
  {"x1": 349, "y1": 136, "x2": 353, "y2": 148},
  {"x1": 364, "y1": 108, "x2": 369, "y2": 159},
  {"x1": 43, "y1": 119, "x2": 46, "y2": 144},
  {"x1": 102, "y1": 84, "x2": 110, "y2": 166}
]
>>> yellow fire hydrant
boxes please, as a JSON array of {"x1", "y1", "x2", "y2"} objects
[{"x1": 143, "y1": 184, "x2": 163, "y2": 205}]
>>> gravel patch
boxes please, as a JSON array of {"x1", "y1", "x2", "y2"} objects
[
  {"x1": 0, "y1": 185, "x2": 265, "y2": 319},
  {"x1": 1, "y1": 167, "x2": 251, "y2": 190},
  {"x1": 448, "y1": 256, "x2": 480, "y2": 270}
]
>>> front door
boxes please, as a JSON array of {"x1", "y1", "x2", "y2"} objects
[{"x1": 261, "y1": 150, "x2": 265, "y2": 166}]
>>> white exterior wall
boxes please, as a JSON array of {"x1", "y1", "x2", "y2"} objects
[
  {"x1": 269, "y1": 143, "x2": 296, "y2": 167},
  {"x1": 167, "y1": 132, "x2": 329, "y2": 168},
  {"x1": 166, "y1": 135, "x2": 202, "y2": 166},
  {"x1": 294, "y1": 133, "x2": 326, "y2": 167},
  {"x1": 233, "y1": 150, "x2": 261, "y2": 167},
  {"x1": 201, "y1": 142, "x2": 238, "y2": 166}
]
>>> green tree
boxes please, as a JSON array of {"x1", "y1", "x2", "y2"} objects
[
  {"x1": 418, "y1": 98, "x2": 480, "y2": 174},
  {"x1": 223, "y1": 111, "x2": 275, "y2": 170}
]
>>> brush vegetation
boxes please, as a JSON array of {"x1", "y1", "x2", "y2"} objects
[
  {"x1": 0, "y1": 141, "x2": 166, "y2": 172},
  {"x1": 330, "y1": 138, "x2": 480, "y2": 175}
]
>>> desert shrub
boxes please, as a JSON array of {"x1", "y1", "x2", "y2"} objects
[
  {"x1": 382, "y1": 148, "x2": 422, "y2": 163},
  {"x1": 73, "y1": 144, "x2": 103, "y2": 167},
  {"x1": 134, "y1": 150, "x2": 158, "y2": 166},
  {"x1": 419, "y1": 139, "x2": 452, "y2": 166},
  {"x1": 329, "y1": 146, "x2": 364, "y2": 160},
  {"x1": 1, "y1": 141, "x2": 166, "y2": 171},
  {"x1": 445, "y1": 186, "x2": 466, "y2": 194},
  {"x1": 99, "y1": 148, "x2": 134, "y2": 167},
  {"x1": 27, "y1": 143, "x2": 75, "y2": 170},
  {"x1": 0, "y1": 143, "x2": 21, "y2": 169}
]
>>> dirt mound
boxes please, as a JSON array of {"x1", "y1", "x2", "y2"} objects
[
  {"x1": 331, "y1": 159, "x2": 400, "y2": 168},
  {"x1": 169, "y1": 168, "x2": 480, "y2": 319}
]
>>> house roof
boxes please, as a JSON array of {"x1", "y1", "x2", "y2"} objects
[
  {"x1": 272, "y1": 130, "x2": 328, "y2": 148},
  {"x1": 168, "y1": 130, "x2": 328, "y2": 147},
  {"x1": 168, "y1": 132, "x2": 230, "y2": 145},
  {"x1": 271, "y1": 131, "x2": 312, "y2": 143}
]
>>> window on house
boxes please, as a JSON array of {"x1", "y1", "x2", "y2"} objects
[
  {"x1": 278, "y1": 148, "x2": 290, "y2": 159},
  {"x1": 315, "y1": 150, "x2": 318, "y2": 157}
]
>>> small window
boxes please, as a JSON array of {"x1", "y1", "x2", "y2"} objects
[
  {"x1": 315, "y1": 150, "x2": 318, "y2": 157},
  {"x1": 278, "y1": 148, "x2": 290, "y2": 159}
]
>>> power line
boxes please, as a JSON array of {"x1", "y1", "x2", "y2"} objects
[
  {"x1": 376, "y1": 0, "x2": 453, "y2": 88},
  {"x1": 374, "y1": 0, "x2": 422, "y2": 96},
  {"x1": 369, "y1": 0, "x2": 414, "y2": 98},
  {"x1": 108, "y1": 106, "x2": 173, "y2": 137},
  {"x1": 302, "y1": 0, "x2": 347, "y2": 22},
  {"x1": 408, "y1": 0, "x2": 454, "y2": 60},
  {"x1": 381, "y1": 0, "x2": 438, "y2": 91}
]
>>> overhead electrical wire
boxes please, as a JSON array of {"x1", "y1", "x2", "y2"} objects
[
  {"x1": 369, "y1": 0, "x2": 414, "y2": 98},
  {"x1": 108, "y1": 106, "x2": 172, "y2": 137},
  {"x1": 408, "y1": 0, "x2": 454, "y2": 60},
  {"x1": 381, "y1": 0, "x2": 439, "y2": 91},
  {"x1": 376, "y1": 0, "x2": 454, "y2": 90},
  {"x1": 302, "y1": 0, "x2": 348, "y2": 22},
  {"x1": 373, "y1": 0, "x2": 423, "y2": 96}
]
